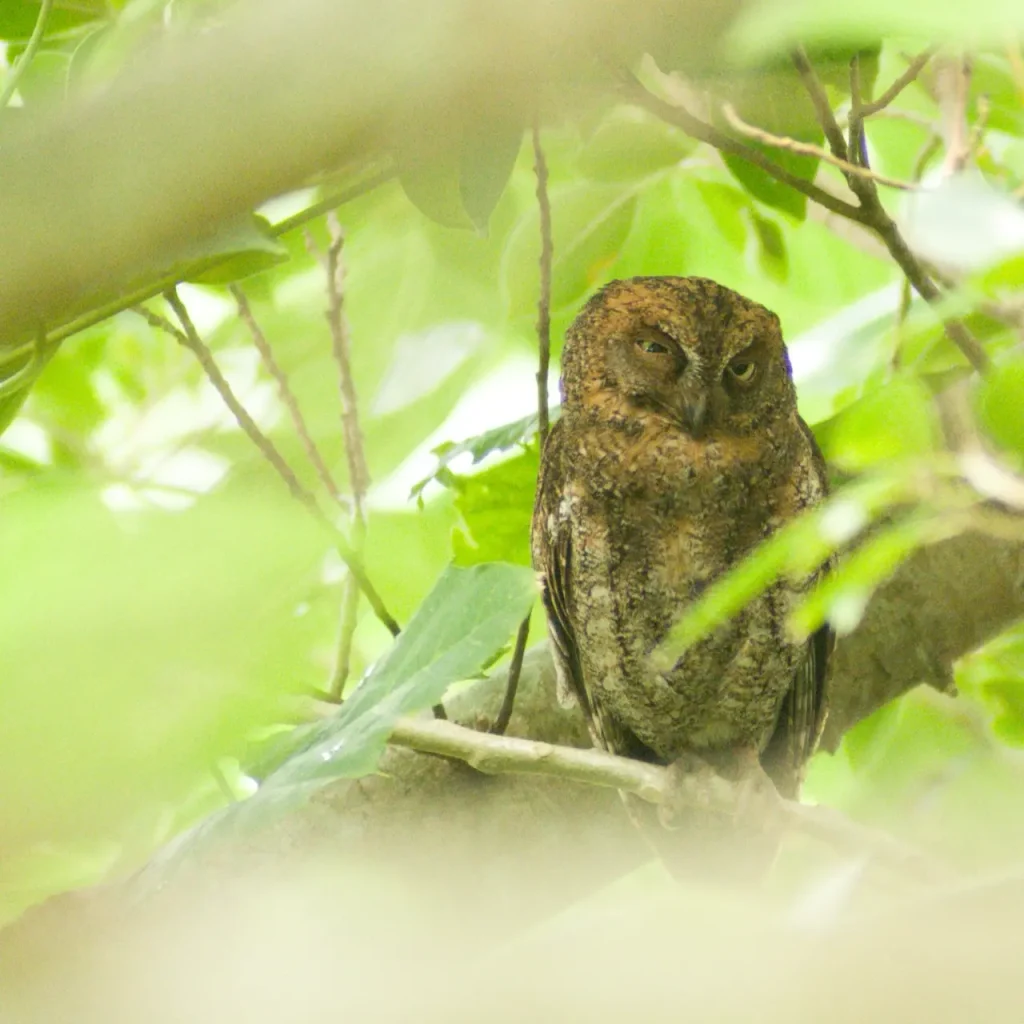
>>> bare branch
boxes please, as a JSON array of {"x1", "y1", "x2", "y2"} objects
[
  {"x1": 139, "y1": 291, "x2": 402, "y2": 638},
  {"x1": 860, "y1": 48, "x2": 937, "y2": 117},
  {"x1": 621, "y1": 73, "x2": 868, "y2": 224},
  {"x1": 387, "y1": 715, "x2": 953, "y2": 882},
  {"x1": 936, "y1": 54, "x2": 973, "y2": 175},
  {"x1": 322, "y1": 215, "x2": 371, "y2": 517},
  {"x1": 491, "y1": 120, "x2": 553, "y2": 735},
  {"x1": 322, "y1": 216, "x2": 372, "y2": 697},
  {"x1": 230, "y1": 284, "x2": 347, "y2": 513},
  {"x1": 792, "y1": 48, "x2": 989, "y2": 375},
  {"x1": 720, "y1": 103, "x2": 915, "y2": 191},
  {"x1": 490, "y1": 614, "x2": 531, "y2": 735}
]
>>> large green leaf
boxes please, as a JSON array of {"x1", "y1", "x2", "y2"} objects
[
  {"x1": 268, "y1": 561, "x2": 537, "y2": 785},
  {"x1": 452, "y1": 448, "x2": 538, "y2": 567}
]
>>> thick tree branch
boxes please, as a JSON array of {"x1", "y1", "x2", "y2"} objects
[{"x1": 389, "y1": 715, "x2": 949, "y2": 881}]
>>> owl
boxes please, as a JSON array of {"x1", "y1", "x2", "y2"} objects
[{"x1": 532, "y1": 276, "x2": 831, "y2": 801}]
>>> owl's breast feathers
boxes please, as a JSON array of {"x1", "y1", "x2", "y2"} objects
[{"x1": 533, "y1": 407, "x2": 831, "y2": 793}]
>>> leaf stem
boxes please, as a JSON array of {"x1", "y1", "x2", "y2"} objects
[{"x1": 0, "y1": 0, "x2": 54, "y2": 110}]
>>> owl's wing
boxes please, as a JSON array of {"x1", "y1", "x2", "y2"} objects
[
  {"x1": 762, "y1": 419, "x2": 834, "y2": 797},
  {"x1": 764, "y1": 622, "x2": 834, "y2": 797},
  {"x1": 531, "y1": 420, "x2": 593, "y2": 721}
]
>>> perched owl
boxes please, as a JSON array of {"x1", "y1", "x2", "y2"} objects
[{"x1": 532, "y1": 276, "x2": 831, "y2": 801}]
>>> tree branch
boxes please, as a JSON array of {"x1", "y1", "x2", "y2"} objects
[
  {"x1": 138, "y1": 292, "x2": 401, "y2": 639},
  {"x1": 230, "y1": 283, "x2": 347, "y2": 513},
  {"x1": 720, "y1": 102, "x2": 914, "y2": 190},
  {"x1": 791, "y1": 48, "x2": 989, "y2": 374},
  {"x1": 620, "y1": 74, "x2": 869, "y2": 224},
  {"x1": 388, "y1": 715, "x2": 950, "y2": 881},
  {"x1": 491, "y1": 121, "x2": 552, "y2": 736},
  {"x1": 860, "y1": 48, "x2": 936, "y2": 117}
]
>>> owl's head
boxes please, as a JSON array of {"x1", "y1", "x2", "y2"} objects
[{"x1": 560, "y1": 277, "x2": 796, "y2": 438}]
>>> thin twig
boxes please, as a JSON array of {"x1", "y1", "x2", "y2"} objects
[
  {"x1": 791, "y1": 48, "x2": 989, "y2": 375},
  {"x1": 138, "y1": 292, "x2": 401, "y2": 637},
  {"x1": 621, "y1": 73, "x2": 869, "y2": 224},
  {"x1": 791, "y1": 48, "x2": 850, "y2": 160},
  {"x1": 318, "y1": 215, "x2": 372, "y2": 699},
  {"x1": 490, "y1": 615, "x2": 531, "y2": 735},
  {"x1": 321, "y1": 216, "x2": 371, "y2": 515},
  {"x1": 230, "y1": 284, "x2": 347, "y2": 512},
  {"x1": 720, "y1": 103, "x2": 915, "y2": 191},
  {"x1": 532, "y1": 121, "x2": 553, "y2": 448},
  {"x1": 0, "y1": 0, "x2": 54, "y2": 109},
  {"x1": 860, "y1": 48, "x2": 937, "y2": 117},
  {"x1": 848, "y1": 52, "x2": 867, "y2": 168},
  {"x1": 387, "y1": 716, "x2": 954, "y2": 883},
  {"x1": 936, "y1": 54, "x2": 973, "y2": 176},
  {"x1": 490, "y1": 121, "x2": 552, "y2": 735}
]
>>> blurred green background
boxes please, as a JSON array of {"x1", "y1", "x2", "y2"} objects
[{"x1": 1, "y1": 0, "x2": 1024, "y2": 929}]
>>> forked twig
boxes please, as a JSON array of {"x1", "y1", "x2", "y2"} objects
[
  {"x1": 230, "y1": 284, "x2": 347, "y2": 512},
  {"x1": 136, "y1": 291, "x2": 401, "y2": 638},
  {"x1": 720, "y1": 103, "x2": 915, "y2": 190}
]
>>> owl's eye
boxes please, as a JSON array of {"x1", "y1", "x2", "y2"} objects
[
  {"x1": 727, "y1": 359, "x2": 757, "y2": 383},
  {"x1": 637, "y1": 338, "x2": 670, "y2": 355}
]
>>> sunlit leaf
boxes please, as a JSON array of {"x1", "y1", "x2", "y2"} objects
[
  {"x1": 268, "y1": 562, "x2": 537, "y2": 784},
  {"x1": 410, "y1": 409, "x2": 553, "y2": 500},
  {"x1": 820, "y1": 375, "x2": 939, "y2": 471},
  {"x1": 788, "y1": 510, "x2": 956, "y2": 641},
  {"x1": 452, "y1": 447, "x2": 538, "y2": 567},
  {"x1": 577, "y1": 109, "x2": 695, "y2": 182},
  {"x1": 976, "y1": 355, "x2": 1024, "y2": 460},
  {"x1": 731, "y1": 0, "x2": 1024, "y2": 52},
  {"x1": 653, "y1": 472, "x2": 915, "y2": 668}
]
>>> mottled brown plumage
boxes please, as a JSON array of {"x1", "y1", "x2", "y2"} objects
[{"x1": 532, "y1": 276, "x2": 831, "y2": 800}]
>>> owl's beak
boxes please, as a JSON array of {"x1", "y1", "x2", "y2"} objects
[{"x1": 681, "y1": 394, "x2": 708, "y2": 438}]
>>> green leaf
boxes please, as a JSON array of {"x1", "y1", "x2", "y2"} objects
[
  {"x1": 731, "y1": 0, "x2": 1024, "y2": 53},
  {"x1": 750, "y1": 211, "x2": 788, "y2": 282},
  {"x1": 0, "y1": 2, "x2": 106, "y2": 41},
  {"x1": 177, "y1": 214, "x2": 289, "y2": 284},
  {"x1": 268, "y1": 562, "x2": 537, "y2": 785},
  {"x1": 577, "y1": 110, "x2": 695, "y2": 182},
  {"x1": 722, "y1": 146, "x2": 817, "y2": 221},
  {"x1": 459, "y1": 115, "x2": 524, "y2": 233},
  {"x1": 452, "y1": 448, "x2": 538, "y2": 567},
  {"x1": 395, "y1": 117, "x2": 474, "y2": 230},
  {"x1": 976, "y1": 355, "x2": 1024, "y2": 459},
  {"x1": 410, "y1": 409, "x2": 553, "y2": 500},
  {"x1": 788, "y1": 510, "x2": 955, "y2": 641},
  {"x1": 652, "y1": 472, "x2": 915, "y2": 668},
  {"x1": 820, "y1": 376, "x2": 939, "y2": 471},
  {"x1": 502, "y1": 183, "x2": 639, "y2": 316}
]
